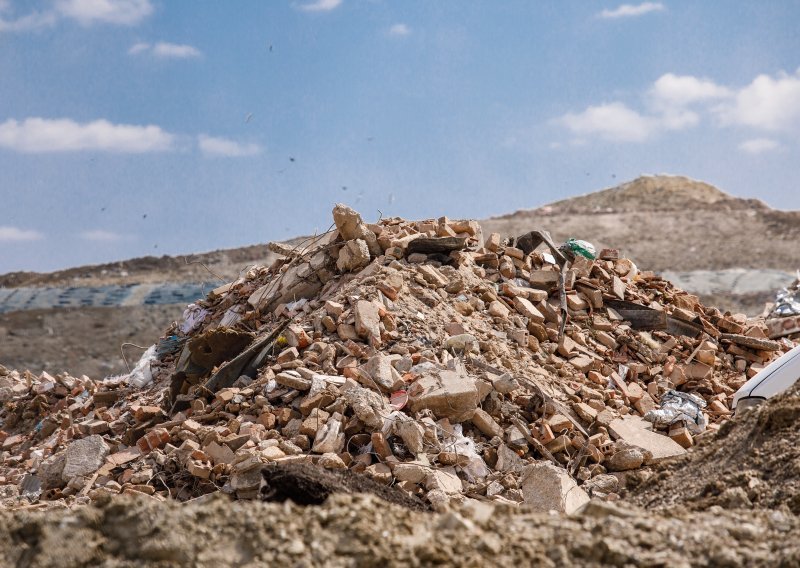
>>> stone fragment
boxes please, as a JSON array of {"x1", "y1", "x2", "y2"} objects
[
  {"x1": 275, "y1": 371, "x2": 312, "y2": 391},
  {"x1": 332, "y1": 203, "x2": 381, "y2": 256},
  {"x1": 573, "y1": 402, "x2": 598, "y2": 423},
  {"x1": 417, "y1": 264, "x2": 449, "y2": 288},
  {"x1": 407, "y1": 369, "x2": 478, "y2": 422},
  {"x1": 393, "y1": 462, "x2": 429, "y2": 484},
  {"x1": 583, "y1": 474, "x2": 620, "y2": 496},
  {"x1": 311, "y1": 414, "x2": 345, "y2": 454},
  {"x1": 354, "y1": 300, "x2": 382, "y2": 345},
  {"x1": 608, "y1": 415, "x2": 685, "y2": 464},
  {"x1": 393, "y1": 415, "x2": 426, "y2": 456},
  {"x1": 495, "y1": 444, "x2": 523, "y2": 473},
  {"x1": 318, "y1": 453, "x2": 347, "y2": 470},
  {"x1": 39, "y1": 452, "x2": 66, "y2": 489},
  {"x1": 62, "y1": 435, "x2": 110, "y2": 483},
  {"x1": 488, "y1": 301, "x2": 510, "y2": 319},
  {"x1": 337, "y1": 239, "x2": 371, "y2": 272},
  {"x1": 606, "y1": 446, "x2": 645, "y2": 471},
  {"x1": 425, "y1": 468, "x2": 462, "y2": 494},
  {"x1": 366, "y1": 463, "x2": 393, "y2": 485},
  {"x1": 342, "y1": 382, "x2": 390, "y2": 429},
  {"x1": 490, "y1": 373, "x2": 520, "y2": 394},
  {"x1": 470, "y1": 408, "x2": 504, "y2": 439},
  {"x1": 360, "y1": 353, "x2": 403, "y2": 393},
  {"x1": 520, "y1": 462, "x2": 590, "y2": 514},
  {"x1": 513, "y1": 297, "x2": 545, "y2": 323}
]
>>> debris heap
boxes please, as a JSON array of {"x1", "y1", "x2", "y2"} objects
[{"x1": 0, "y1": 204, "x2": 790, "y2": 511}]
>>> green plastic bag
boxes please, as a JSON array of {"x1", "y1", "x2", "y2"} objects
[{"x1": 562, "y1": 238, "x2": 596, "y2": 260}]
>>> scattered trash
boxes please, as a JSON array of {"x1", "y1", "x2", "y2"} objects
[
  {"x1": 561, "y1": 238, "x2": 597, "y2": 260},
  {"x1": 180, "y1": 303, "x2": 208, "y2": 334},
  {"x1": 644, "y1": 390, "x2": 708, "y2": 434},
  {"x1": 126, "y1": 344, "x2": 157, "y2": 388}
]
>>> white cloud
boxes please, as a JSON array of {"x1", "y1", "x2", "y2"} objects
[
  {"x1": 650, "y1": 73, "x2": 731, "y2": 108},
  {"x1": 80, "y1": 229, "x2": 130, "y2": 241},
  {"x1": 0, "y1": 0, "x2": 152, "y2": 33},
  {"x1": 128, "y1": 41, "x2": 149, "y2": 54},
  {"x1": 198, "y1": 135, "x2": 262, "y2": 157},
  {"x1": 599, "y1": 2, "x2": 665, "y2": 19},
  {"x1": 558, "y1": 102, "x2": 655, "y2": 142},
  {"x1": 555, "y1": 69, "x2": 800, "y2": 144},
  {"x1": 298, "y1": 0, "x2": 342, "y2": 12},
  {"x1": 388, "y1": 23, "x2": 410, "y2": 37},
  {"x1": 0, "y1": 226, "x2": 44, "y2": 242},
  {"x1": 739, "y1": 138, "x2": 781, "y2": 154},
  {"x1": 55, "y1": 0, "x2": 153, "y2": 26},
  {"x1": 129, "y1": 41, "x2": 202, "y2": 59},
  {"x1": 0, "y1": 117, "x2": 175, "y2": 153},
  {"x1": 717, "y1": 70, "x2": 800, "y2": 131},
  {"x1": 0, "y1": 10, "x2": 57, "y2": 32}
]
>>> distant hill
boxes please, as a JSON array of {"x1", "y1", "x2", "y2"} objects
[
  {"x1": 481, "y1": 174, "x2": 800, "y2": 273},
  {"x1": 4, "y1": 175, "x2": 798, "y2": 290}
]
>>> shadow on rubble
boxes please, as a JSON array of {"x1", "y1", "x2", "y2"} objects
[{"x1": 260, "y1": 463, "x2": 429, "y2": 511}]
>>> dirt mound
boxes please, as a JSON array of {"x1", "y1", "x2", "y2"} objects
[
  {"x1": 536, "y1": 175, "x2": 754, "y2": 215},
  {"x1": 1, "y1": 492, "x2": 798, "y2": 567},
  {"x1": 482, "y1": 176, "x2": 800, "y2": 275},
  {"x1": 629, "y1": 384, "x2": 800, "y2": 513},
  {"x1": 260, "y1": 462, "x2": 428, "y2": 510}
]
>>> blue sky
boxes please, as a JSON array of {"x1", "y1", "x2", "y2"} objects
[{"x1": 1, "y1": 0, "x2": 799, "y2": 273}]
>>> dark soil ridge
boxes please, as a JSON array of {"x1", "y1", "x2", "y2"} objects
[{"x1": 260, "y1": 463, "x2": 429, "y2": 511}]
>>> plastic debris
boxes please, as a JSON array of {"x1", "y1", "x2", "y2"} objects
[
  {"x1": 771, "y1": 273, "x2": 800, "y2": 317},
  {"x1": 180, "y1": 303, "x2": 209, "y2": 334},
  {"x1": 561, "y1": 238, "x2": 597, "y2": 260},
  {"x1": 644, "y1": 390, "x2": 708, "y2": 434},
  {"x1": 126, "y1": 344, "x2": 157, "y2": 388},
  {"x1": 156, "y1": 335, "x2": 184, "y2": 357}
]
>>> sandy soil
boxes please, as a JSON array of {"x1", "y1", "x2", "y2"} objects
[{"x1": 1, "y1": 491, "x2": 797, "y2": 567}]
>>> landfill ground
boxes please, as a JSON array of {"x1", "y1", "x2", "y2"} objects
[
  {"x1": 2, "y1": 175, "x2": 800, "y2": 567},
  {"x1": 5, "y1": 388, "x2": 800, "y2": 565},
  {"x1": 4, "y1": 391, "x2": 800, "y2": 567}
]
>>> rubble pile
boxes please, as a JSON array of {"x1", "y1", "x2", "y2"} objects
[{"x1": 0, "y1": 204, "x2": 790, "y2": 511}]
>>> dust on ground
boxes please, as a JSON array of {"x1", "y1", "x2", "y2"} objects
[
  {"x1": 1, "y1": 492, "x2": 798, "y2": 568},
  {"x1": 0, "y1": 306, "x2": 186, "y2": 378}
]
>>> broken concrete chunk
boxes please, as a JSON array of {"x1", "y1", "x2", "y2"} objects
[
  {"x1": 360, "y1": 353, "x2": 403, "y2": 393},
  {"x1": 425, "y1": 467, "x2": 462, "y2": 494},
  {"x1": 606, "y1": 445, "x2": 646, "y2": 471},
  {"x1": 332, "y1": 203, "x2": 381, "y2": 256},
  {"x1": 342, "y1": 382, "x2": 391, "y2": 430},
  {"x1": 61, "y1": 435, "x2": 110, "y2": 483},
  {"x1": 513, "y1": 297, "x2": 545, "y2": 323},
  {"x1": 608, "y1": 415, "x2": 685, "y2": 464},
  {"x1": 520, "y1": 462, "x2": 590, "y2": 514},
  {"x1": 470, "y1": 408, "x2": 504, "y2": 439},
  {"x1": 337, "y1": 239, "x2": 371, "y2": 272},
  {"x1": 354, "y1": 300, "x2": 382, "y2": 345},
  {"x1": 311, "y1": 414, "x2": 345, "y2": 454},
  {"x1": 417, "y1": 264, "x2": 449, "y2": 288},
  {"x1": 275, "y1": 371, "x2": 312, "y2": 391},
  {"x1": 407, "y1": 369, "x2": 478, "y2": 423}
]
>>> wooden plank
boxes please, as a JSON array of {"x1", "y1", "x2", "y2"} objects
[
  {"x1": 406, "y1": 236, "x2": 468, "y2": 255},
  {"x1": 720, "y1": 333, "x2": 782, "y2": 351}
]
